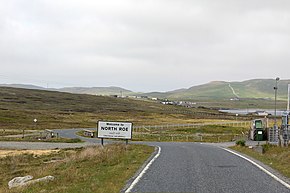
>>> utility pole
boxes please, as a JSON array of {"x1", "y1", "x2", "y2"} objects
[
  {"x1": 274, "y1": 77, "x2": 279, "y2": 127},
  {"x1": 274, "y1": 77, "x2": 283, "y2": 146},
  {"x1": 287, "y1": 84, "x2": 290, "y2": 112}
]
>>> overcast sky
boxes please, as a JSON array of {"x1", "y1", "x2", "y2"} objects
[{"x1": 0, "y1": 0, "x2": 290, "y2": 92}]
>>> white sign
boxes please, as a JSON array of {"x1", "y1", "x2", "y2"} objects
[
  {"x1": 97, "y1": 121, "x2": 132, "y2": 139},
  {"x1": 258, "y1": 131, "x2": 263, "y2": 135}
]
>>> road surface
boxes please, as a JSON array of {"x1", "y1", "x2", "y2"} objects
[
  {"x1": 0, "y1": 129, "x2": 289, "y2": 192},
  {"x1": 55, "y1": 129, "x2": 290, "y2": 193},
  {"x1": 125, "y1": 142, "x2": 289, "y2": 193}
]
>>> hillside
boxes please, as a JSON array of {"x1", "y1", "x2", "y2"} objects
[
  {"x1": 59, "y1": 86, "x2": 134, "y2": 96},
  {"x1": 1, "y1": 79, "x2": 289, "y2": 100},
  {"x1": 0, "y1": 87, "x2": 224, "y2": 130},
  {"x1": 145, "y1": 79, "x2": 290, "y2": 100},
  {"x1": 0, "y1": 84, "x2": 46, "y2": 90},
  {"x1": 0, "y1": 84, "x2": 135, "y2": 96}
]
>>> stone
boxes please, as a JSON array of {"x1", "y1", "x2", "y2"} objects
[
  {"x1": 8, "y1": 175, "x2": 33, "y2": 189},
  {"x1": 27, "y1": 176, "x2": 55, "y2": 186},
  {"x1": 8, "y1": 175, "x2": 54, "y2": 189}
]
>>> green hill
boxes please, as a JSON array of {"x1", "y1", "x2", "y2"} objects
[
  {"x1": 2, "y1": 79, "x2": 289, "y2": 101},
  {"x1": 145, "y1": 79, "x2": 290, "y2": 100}
]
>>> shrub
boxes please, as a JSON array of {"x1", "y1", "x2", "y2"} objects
[
  {"x1": 236, "y1": 140, "x2": 246, "y2": 146},
  {"x1": 262, "y1": 143, "x2": 274, "y2": 153}
]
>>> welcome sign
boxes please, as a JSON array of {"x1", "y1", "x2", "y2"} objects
[{"x1": 97, "y1": 121, "x2": 132, "y2": 139}]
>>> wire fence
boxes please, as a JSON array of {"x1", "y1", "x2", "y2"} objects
[
  {"x1": 132, "y1": 121, "x2": 251, "y2": 142},
  {"x1": 133, "y1": 121, "x2": 251, "y2": 132},
  {"x1": 133, "y1": 133, "x2": 245, "y2": 143}
]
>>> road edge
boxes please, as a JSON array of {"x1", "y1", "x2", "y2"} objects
[
  {"x1": 223, "y1": 148, "x2": 290, "y2": 189},
  {"x1": 122, "y1": 145, "x2": 161, "y2": 193}
]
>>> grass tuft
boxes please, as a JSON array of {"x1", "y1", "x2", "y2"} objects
[{"x1": 0, "y1": 144, "x2": 154, "y2": 193}]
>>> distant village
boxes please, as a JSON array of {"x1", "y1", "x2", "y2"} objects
[
  {"x1": 107, "y1": 94, "x2": 271, "y2": 116},
  {"x1": 107, "y1": 94, "x2": 197, "y2": 108}
]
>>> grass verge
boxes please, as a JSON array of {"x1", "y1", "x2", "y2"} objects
[
  {"x1": 77, "y1": 125, "x2": 248, "y2": 143},
  {"x1": 0, "y1": 144, "x2": 154, "y2": 193},
  {"x1": 133, "y1": 125, "x2": 248, "y2": 143},
  {"x1": 0, "y1": 137, "x2": 83, "y2": 143},
  {"x1": 230, "y1": 145, "x2": 290, "y2": 179}
]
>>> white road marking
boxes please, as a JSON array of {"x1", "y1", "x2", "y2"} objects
[
  {"x1": 223, "y1": 148, "x2": 290, "y2": 189},
  {"x1": 125, "y1": 146, "x2": 161, "y2": 193}
]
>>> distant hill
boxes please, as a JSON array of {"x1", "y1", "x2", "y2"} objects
[
  {"x1": 143, "y1": 79, "x2": 290, "y2": 100},
  {"x1": 58, "y1": 86, "x2": 134, "y2": 96},
  {"x1": 0, "y1": 84, "x2": 46, "y2": 90},
  {"x1": 1, "y1": 79, "x2": 289, "y2": 100},
  {"x1": 0, "y1": 84, "x2": 135, "y2": 96}
]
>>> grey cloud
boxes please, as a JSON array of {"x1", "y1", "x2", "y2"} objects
[{"x1": 0, "y1": 0, "x2": 290, "y2": 91}]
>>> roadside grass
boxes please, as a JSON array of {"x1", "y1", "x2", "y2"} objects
[
  {"x1": 0, "y1": 136, "x2": 83, "y2": 143},
  {"x1": 230, "y1": 145, "x2": 290, "y2": 179},
  {"x1": 77, "y1": 124, "x2": 249, "y2": 143},
  {"x1": 134, "y1": 125, "x2": 248, "y2": 142},
  {"x1": 166, "y1": 125, "x2": 248, "y2": 135},
  {"x1": 0, "y1": 144, "x2": 154, "y2": 193},
  {"x1": 0, "y1": 130, "x2": 27, "y2": 136},
  {"x1": 132, "y1": 133, "x2": 238, "y2": 143}
]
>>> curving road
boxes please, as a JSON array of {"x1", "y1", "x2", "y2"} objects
[
  {"x1": 0, "y1": 129, "x2": 289, "y2": 192},
  {"x1": 55, "y1": 129, "x2": 290, "y2": 193},
  {"x1": 126, "y1": 142, "x2": 289, "y2": 193}
]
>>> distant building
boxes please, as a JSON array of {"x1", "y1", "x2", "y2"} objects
[
  {"x1": 161, "y1": 101, "x2": 175, "y2": 105},
  {"x1": 177, "y1": 101, "x2": 196, "y2": 108},
  {"x1": 254, "y1": 111, "x2": 269, "y2": 116},
  {"x1": 128, "y1": 96, "x2": 137, "y2": 99}
]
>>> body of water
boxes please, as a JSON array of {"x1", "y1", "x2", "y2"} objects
[{"x1": 219, "y1": 109, "x2": 286, "y2": 116}]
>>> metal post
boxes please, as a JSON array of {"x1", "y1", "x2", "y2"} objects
[
  {"x1": 274, "y1": 77, "x2": 279, "y2": 127},
  {"x1": 101, "y1": 138, "x2": 104, "y2": 146},
  {"x1": 287, "y1": 84, "x2": 290, "y2": 112}
]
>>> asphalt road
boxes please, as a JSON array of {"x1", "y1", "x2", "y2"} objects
[
  {"x1": 127, "y1": 142, "x2": 289, "y2": 193},
  {"x1": 1, "y1": 129, "x2": 289, "y2": 192},
  {"x1": 54, "y1": 129, "x2": 290, "y2": 193}
]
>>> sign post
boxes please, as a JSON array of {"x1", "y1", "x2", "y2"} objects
[{"x1": 97, "y1": 121, "x2": 133, "y2": 146}]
